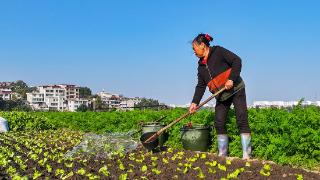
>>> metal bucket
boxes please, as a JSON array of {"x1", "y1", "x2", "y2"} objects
[
  {"x1": 141, "y1": 122, "x2": 168, "y2": 147},
  {"x1": 180, "y1": 124, "x2": 211, "y2": 152},
  {"x1": 140, "y1": 132, "x2": 159, "y2": 151}
]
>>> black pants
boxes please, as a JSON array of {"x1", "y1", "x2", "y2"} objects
[{"x1": 214, "y1": 88, "x2": 251, "y2": 135}]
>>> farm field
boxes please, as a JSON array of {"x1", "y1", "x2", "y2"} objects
[
  {"x1": 0, "y1": 129, "x2": 319, "y2": 179},
  {"x1": 0, "y1": 106, "x2": 319, "y2": 179}
]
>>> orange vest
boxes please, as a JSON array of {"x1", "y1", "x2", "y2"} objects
[{"x1": 207, "y1": 68, "x2": 232, "y2": 92}]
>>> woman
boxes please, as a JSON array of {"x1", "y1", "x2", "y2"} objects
[{"x1": 189, "y1": 33, "x2": 252, "y2": 160}]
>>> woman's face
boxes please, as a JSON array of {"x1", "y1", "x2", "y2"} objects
[{"x1": 192, "y1": 42, "x2": 206, "y2": 58}]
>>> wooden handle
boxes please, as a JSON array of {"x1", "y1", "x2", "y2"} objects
[
  {"x1": 144, "y1": 87, "x2": 226, "y2": 143},
  {"x1": 155, "y1": 116, "x2": 167, "y2": 122}
]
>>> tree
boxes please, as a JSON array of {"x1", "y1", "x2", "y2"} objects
[
  {"x1": 0, "y1": 99, "x2": 32, "y2": 111},
  {"x1": 10, "y1": 80, "x2": 35, "y2": 99},
  {"x1": 79, "y1": 87, "x2": 92, "y2": 98},
  {"x1": 91, "y1": 95, "x2": 103, "y2": 111},
  {"x1": 76, "y1": 104, "x2": 88, "y2": 112},
  {"x1": 0, "y1": 98, "x2": 4, "y2": 110},
  {"x1": 134, "y1": 98, "x2": 161, "y2": 110}
]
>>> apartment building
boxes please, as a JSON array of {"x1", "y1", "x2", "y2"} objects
[
  {"x1": 253, "y1": 101, "x2": 320, "y2": 108},
  {"x1": 0, "y1": 82, "x2": 14, "y2": 89},
  {"x1": 97, "y1": 91, "x2": 122, "y2": 108},
  {"x1": 68, "y1": 99, "x2": 91, "y2": 112},
  {"x1": 0, "y1": 89, "x2": 22, "y2": 100},
  {"x1": 97, "y1": 91, "x2": 141, "y2": 110},
  {"x1": 59, "y1": 84, "x2": 80, "y2": 99},
  {"x1": 0, "y1": 89, "x2": 12, "y2": 100},
  {"x1": 27, "y1": 84, "x2": 87, "y2": 111},
  {"x1": 119, "y1": 97, "x2": 141, "y2": 111}
]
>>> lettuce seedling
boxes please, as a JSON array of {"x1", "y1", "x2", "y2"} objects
[
  {"x1": 65, "y1": 162, "x2": 73, "y2": 168},
  {"x1": 62, "y1": 172, "x2": 74, "y2": 180},
  {"x1": 200, "y1": 153, "x2": 206, "y2": 159},
  {"x1": 152, "y1": 162, "x2": 157, "y2": 167},
  {"x1": 162, "y1": 158, "x2": 169, "y2": 164},
  {"x1": 119, "y1": 173, "x2": 128, "y2": 180},
  {"x1": 46, "y1": 164, "x2": 52, "y2": 173},
  {"x1": 86, "y1": 173, "x2": 100, "y2": 179},
  {"x1": 205, "y1": 160, "x2": 217, "y2": 167},
  {"x1": 227, "y1": 169, "x2": 242, "y2": 179},
  {"x1": 11, "y1": 174, "x2": 28, "y2": 180},
  {"x1": 6, "y1": 166, "x2": 16, "y2": 176},
  {"x1": 208, "y1": 168, "x2": 216, "y2": 174},
  {"x1": 76, "y1": 168, "x2": 86, "y2": 175},
  {"x1": 33, "y1": 169, "x2": 42, "y2": 179},
  {"x1": 141, "y1": 165, "x2": 148, "y2": 173},
  {"x1": 193, "y1": 167, "x2": 205, "y2": 179},
  {"x1": 118, "y1": 159, "x2": 125, "y2": 171},
  {"x1": 260, "y1": 164, "x2": 271, "y2": 177},
  {"x1": 55, "y1": 168, "x2": 65, "y2": 177},
  {"x1": 218, "y1": 164, "x2": 227, "y2": 171},
  {"x1": 99, "y1": 165, "x2": 110, "y2": 177},
  {"x1": 152, "y1": 168, "x2": 161, "y2": 175},
  {"x1": 296, "y1": 174, "x2": 303, "y2": 180},
  {"x1": 151, "y1": 156, "x2": 158, "y2": 161}
]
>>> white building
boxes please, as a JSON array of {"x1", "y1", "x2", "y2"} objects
[
  {"x1": 59, "y1": 84, "x2": 80, "y2": 99},
  {"x1": 97, "y1": 91, "x2": 142, "y2": 111},
  {"x1": 253, "y1": 100, "x2": 320, "y2": 108},
  {"x1": 97, "y1": 91, "x2": 122, "y2": 108},
  {"x1": 67, "y1": 99, "x2": 91, "y2": 112},
  {"x1": 0, "y1": 89, "x2": 22, "y2": 100},
  {"x1": 27, "y1": 84, "x2": 88, "y2": 111},
  {"x1": 0, "y1": 89, "x2": 12, "y2": 100},
  {"x1": 26, "y1": 91, "x2": 47, "y2": 110},
  {"x1": 119, "y1": 97, "x2": 141, "y2": 111}
]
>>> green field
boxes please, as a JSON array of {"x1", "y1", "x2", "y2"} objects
[{"x1": 0, "y1": 106, "x2": 319, "y2": 179}]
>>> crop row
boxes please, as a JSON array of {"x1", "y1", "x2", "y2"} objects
[
  {"x1": 1, "y1": 129, "x2": 319, "y2": 179},
  {"x1": 0, "y1": 106, "x2": 320, "y2": 169}
]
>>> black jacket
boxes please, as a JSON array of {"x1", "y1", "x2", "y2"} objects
[{"x1": 192, "y1": 46, "x2": 244, "y2": 104}]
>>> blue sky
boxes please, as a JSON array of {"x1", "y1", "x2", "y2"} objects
[{"x1": 1, "y1": 0, "x2": 320, "y2": 105}]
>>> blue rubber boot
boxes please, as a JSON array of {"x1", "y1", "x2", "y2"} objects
[
  {"x1": 217, "y1": 134, "x2": 228, "y2": 157},
  {"x1": 241, "y1": 133, "x2": 252, "y2": 160}
]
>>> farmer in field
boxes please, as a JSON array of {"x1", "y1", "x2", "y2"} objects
[{"x1": 189, "y1": 33, "x2": 252, "y2": 160}]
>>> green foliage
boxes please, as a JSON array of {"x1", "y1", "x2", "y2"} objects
[
  {"x1": 0, "y1": 99, "x2": 32, "y2": 111},
  {"x1": 76, "y1": 104, "x2": 89, "y2": 112},
  {"x1": 10, "y1": 80, "x2": 35, "y2": 99},
  {"x1": 78, "y1": 87, "x2": 92, "y2": 99},
  {"x1": 1, "y1": 106, "x2": 319, "y2": 169},
  {"x1": 0, "y1": 111, "x2": 53, "y2": 131},
  {"x1": 134, "y1": 98, "x2": 167, "y2": 110}
]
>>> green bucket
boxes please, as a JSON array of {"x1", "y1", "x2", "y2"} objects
[
  {"x1": 180, "y1": 124, "x2": 212, "y2": 152},
  {"x1": 141, "y1": 122, "x2": 168, "y2": 147}
]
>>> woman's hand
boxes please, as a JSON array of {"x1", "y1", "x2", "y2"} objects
[
  {"x1": 189, "y1": 103, "x2": 198, "y2": 114},
  {"x1": 225, "y1": 80, "x2": 234, "y2": 90}
]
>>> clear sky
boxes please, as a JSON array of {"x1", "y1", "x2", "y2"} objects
[{"x1": 1, "y1": 0, "x2": 320, "y2": 105}]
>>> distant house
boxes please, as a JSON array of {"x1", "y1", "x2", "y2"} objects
[
  {"x1": 68, "y1": 99, "x2": 91, "y2": 112},
  {"x1": 0, "y1": 89, "x2": 12, "y2": 100},
  {"x1": 0, "y1": 89, "x2": 22, "y2": 100},
  {"x1": 27, "y1": 84, "x2": 89, "y2": 111},
  {"x1": 119, "y1": 97, "x2": 141, "y2": 111},
  {"x1": 0, "y1": 82, "x2": 14, "y2": 89},
  {"x1": 97, "y1": 91, "x2": 141, "y2": 111},
  {"x1": 252, "y1": 101, "x2": 320, "y2": 108},
  {"x1": 97, "y1": 91, "x2": 122, "y2": 109}
]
